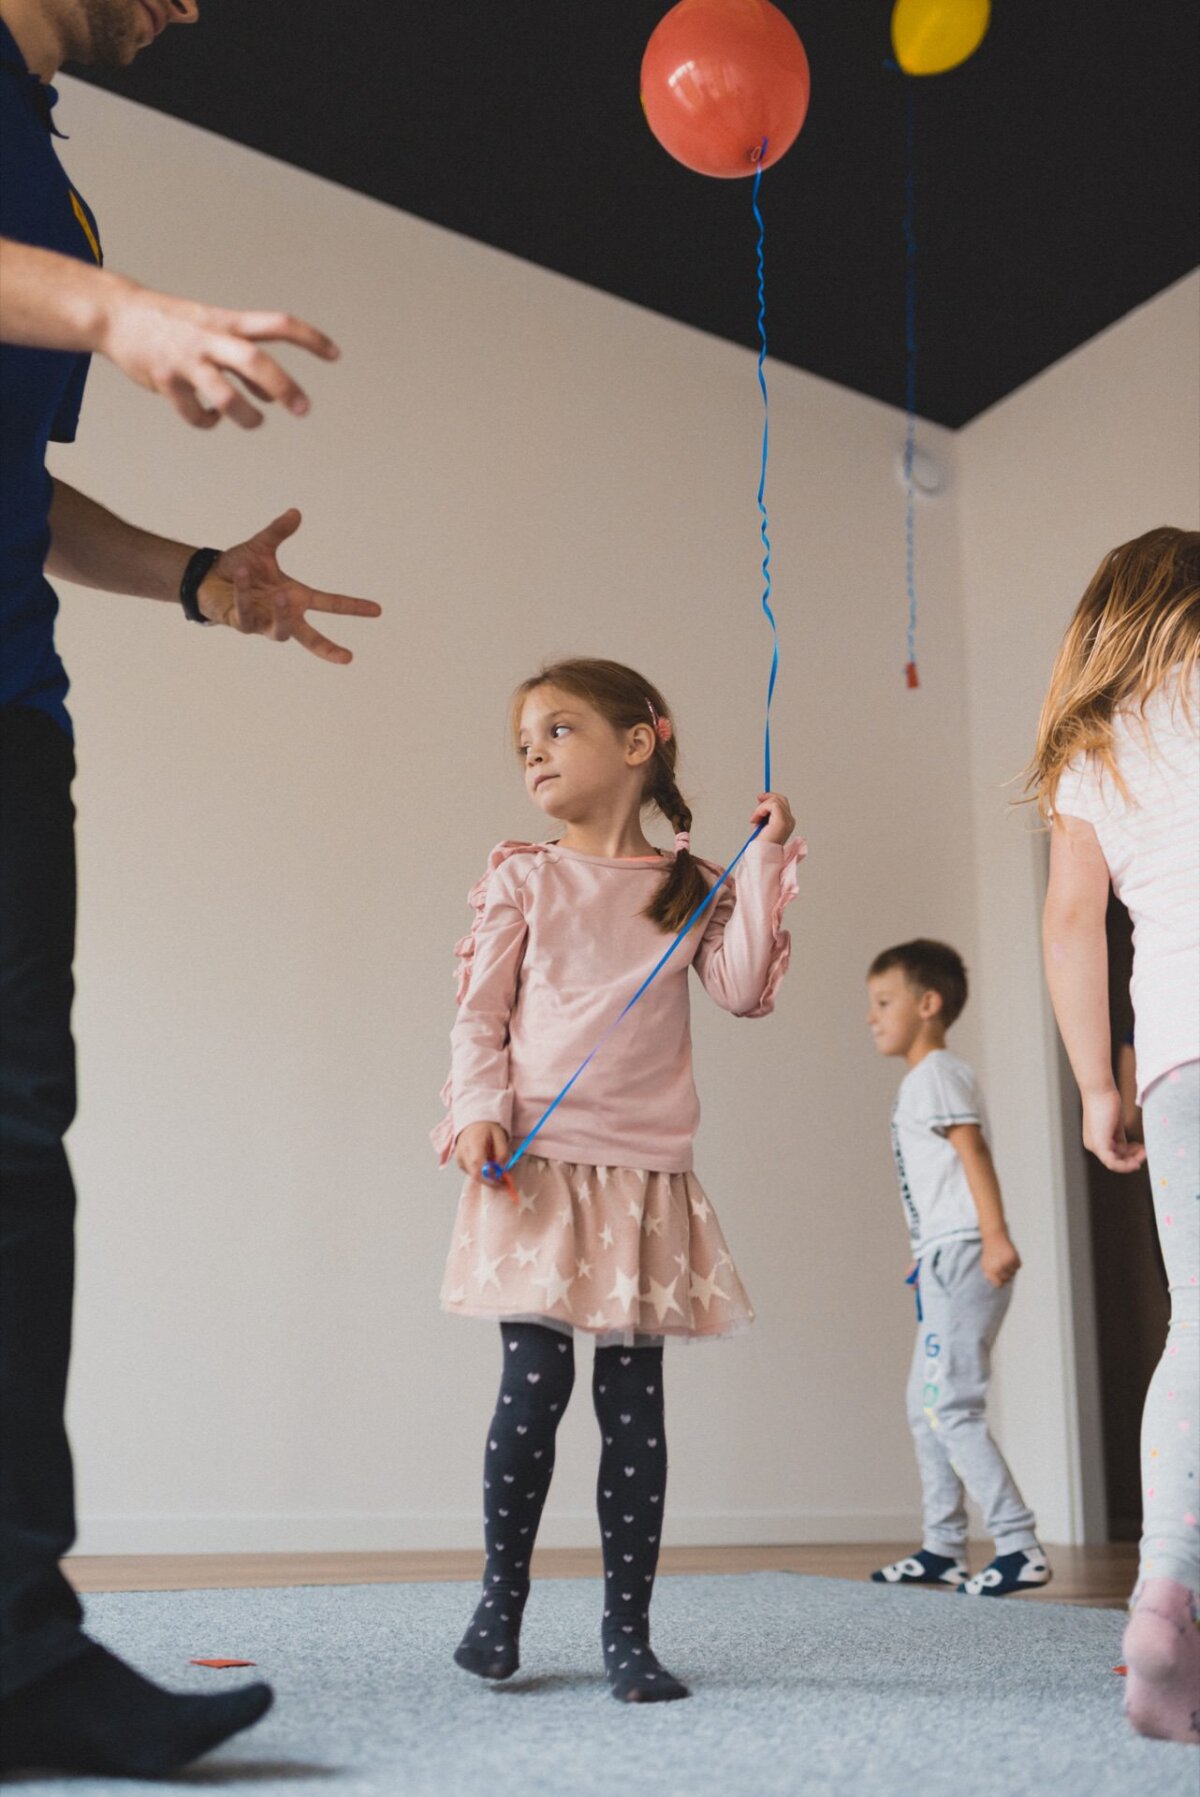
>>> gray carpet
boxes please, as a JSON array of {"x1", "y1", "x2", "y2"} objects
[{"x1": 6, "y1": 1574, "x2": 1196, "y2": 1796}]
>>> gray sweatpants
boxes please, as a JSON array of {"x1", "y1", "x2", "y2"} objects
[
  {"x1": 1138, "y1": 1060, "x2": 1199, "y2": 1593},
  {"x1": 907, "y1": 1238, "x2": 1038, "y2": 1559}
]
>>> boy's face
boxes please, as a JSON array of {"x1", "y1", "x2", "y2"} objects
[{"x1": 866, "y1": 967, "x2": 940, "y2": 1058}]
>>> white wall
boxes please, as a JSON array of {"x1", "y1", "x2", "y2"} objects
[
  {"x1": 52, "y1": 82, "x2": 976, "y2": 1554},
  {"x1": 51, "y1": 80, "x2": 1197, "y2": 1559},
  {"x1": 958, "y1": 271, "x2": 1200, "y2": 1542}
]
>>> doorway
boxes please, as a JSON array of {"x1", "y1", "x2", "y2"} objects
[{"x1": 1083, "y1": 894, "x2": 1169, "y2": 1540}]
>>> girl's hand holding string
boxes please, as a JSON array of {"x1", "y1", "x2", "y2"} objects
[
  {"x1": 455, "y1": 1121, "x2": 510, "y2": 1182},
  {"x1": 751, "y1": 791, "x2": 796, "y2": 844}
]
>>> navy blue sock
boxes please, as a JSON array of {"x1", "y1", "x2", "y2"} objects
[
  {"x1": 871, "y1": 1548, "x2": 967, "y2": 1587},
  {"x1": 455, "y1": 1323, "x2": 575, "y2": 1680},
  {"x1": 960, "y1": 1547, "x2": 1051, "y2": 1596}
]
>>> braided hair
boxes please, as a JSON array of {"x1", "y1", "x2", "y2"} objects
[{"x1": 511, "y1": 658, "x2": 713, "y2": 934}]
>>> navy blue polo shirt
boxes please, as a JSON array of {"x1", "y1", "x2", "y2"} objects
[{"x1": 0, "y1": 19, "x2": 102, "y2": 738}]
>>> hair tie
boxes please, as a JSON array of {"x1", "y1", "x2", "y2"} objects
[
  {"x1": 673, "y1": 831, "x2": 690, "y2": 854},
  {"x1": 646, "y1": 697, "x2": 673, "y2": 743}
]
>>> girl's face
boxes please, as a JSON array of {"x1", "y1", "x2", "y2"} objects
[{"x1": 517, "y1": 686, "x2": 651, "y2": 823}]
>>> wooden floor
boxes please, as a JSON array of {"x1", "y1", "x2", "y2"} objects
[{"x1": 66, "y1": 1541, "x2": 1137, "y2": 1609}]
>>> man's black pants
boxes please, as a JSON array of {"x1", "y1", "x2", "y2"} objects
[{"x1": 0, "y1": 705, "x2": 88, "y2": 1697}]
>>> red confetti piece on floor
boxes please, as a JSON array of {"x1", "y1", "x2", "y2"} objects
[
  {"x1": 1113, "y1": 1665, "x2": 1127, "y2": 1676},
  {"x1": 190, "y1": 1658, "x2": 257, "y2": 1669}
]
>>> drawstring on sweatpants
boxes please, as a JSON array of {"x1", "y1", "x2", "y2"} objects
[{"x1": 906, "y1": 1261, "x2": 923, "y2": 1323}]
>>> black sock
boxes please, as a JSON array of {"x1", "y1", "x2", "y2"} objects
[
  {"x1": 454, "y1": 1322, "x2": 575, "y2": 1680},
  {"x1": 593, "y1": 1343, "x2": 688, "y2": 1703},
  {"x1": 0, "y1": 1642, "x2": 272, "y2": 1777}
]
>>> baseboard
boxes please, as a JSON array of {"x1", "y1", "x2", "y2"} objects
[{"x1": 71, "y1": 1509, "x2": 922, "y2": 1557}]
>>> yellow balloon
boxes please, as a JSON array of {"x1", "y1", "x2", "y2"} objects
[{"x1": 891, "y1": 0, "x2": 990, "y2": 76}]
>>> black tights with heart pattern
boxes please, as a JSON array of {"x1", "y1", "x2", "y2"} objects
[{"x1": 453, "y1": 1322, "x2": 687, "y2": 1701}]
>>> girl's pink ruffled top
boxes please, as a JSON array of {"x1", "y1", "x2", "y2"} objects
[{"x1": 432, "y1": 836, "x2": 806, "y2": 1175}]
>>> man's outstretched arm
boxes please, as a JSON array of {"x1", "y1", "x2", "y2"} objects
[
  {"x1": 48, "y1": 483, "x2": 381, "y2": 665},
  {"x1": 1, "y1": 238, "x2": 338, "y2": 429}
]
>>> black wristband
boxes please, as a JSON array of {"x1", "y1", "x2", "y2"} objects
[{"x1": 179, "y1": 547, "x2": 220, "y2": 624}]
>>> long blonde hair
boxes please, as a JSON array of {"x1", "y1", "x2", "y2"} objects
[
  {"x1": 511, "y1": 658, "x2": 711, "y2": 934},
  {"x1": 1026, "y1": 526, "x2": 1200, "y2": 820}
]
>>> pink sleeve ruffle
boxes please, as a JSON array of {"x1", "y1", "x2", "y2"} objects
[
  {"x1": 429, "y1": 1086, "x2": 457, "y2": 1168},
  {"x1": 430, "y1": 842, "x2": 547, "y2": 1167},
  {"x1": 744, "y1": 835, "x2": 807, "y2": 1018},
  {"x1": 692, "y1": 836, "x2": 808, "y2": 1018}
]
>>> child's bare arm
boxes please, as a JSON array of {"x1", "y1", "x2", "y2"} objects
[
  {"x1": 946, "y1": 1124, "x2": 1021, "y2": 1287},
  {"x1": 1043, "y1": 815, "x2": 1146, "y2": 1173}
]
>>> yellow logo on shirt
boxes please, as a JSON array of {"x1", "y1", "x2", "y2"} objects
[{"x1": 69, "y1": 189, "x2": 101, "y2": 264}]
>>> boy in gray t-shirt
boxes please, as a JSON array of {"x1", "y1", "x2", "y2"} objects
[{"x1": 866, "y1": 940, "x2": 1050, "y2": 1597}]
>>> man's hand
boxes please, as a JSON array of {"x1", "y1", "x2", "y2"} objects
[
  {"x1": 455, "y1": 1122, "x2": 510, "y2": 1182},
  {"x1": 98, "y1": 278, "x2": 339, "y2": 430},
  {"x1": 200, "y1": 511, "x2": 381, "y2": 665},
  {"x1": 1, "y1": 244, "x2": 337, "y2": 428},
  {"x1": 980, "y1": 1231, "x2": 1021, "y2": 1289},
  {"x1": 1082, "y1": 1086, "x2": 1147, "y2": 1175}
]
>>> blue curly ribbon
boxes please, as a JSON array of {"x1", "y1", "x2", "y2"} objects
[
  {"x1": 752, "y1": 152, "x2": 779, "y2": 789},
  {"x1": 483, "y1": 147, "x2": 778, "y2": 1184},
  {"x1": 902, "y1": 86, "x2": 919, "y2": 685}
]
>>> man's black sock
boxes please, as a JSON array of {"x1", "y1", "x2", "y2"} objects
[
  {"x1": 0, "y1": 1642, "x2": 272, "y2": 1777},
  {"x1": 454, "y1": 1322, "x2": 575, "y2": 1680}
]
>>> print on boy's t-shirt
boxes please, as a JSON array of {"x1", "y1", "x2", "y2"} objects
[{"x1": 890, "y1": 1049, "x2": 987, "y2": 1258}]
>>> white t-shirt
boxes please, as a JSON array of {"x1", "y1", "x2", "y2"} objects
[
  {"x1": 1054, "y1": 670, "x2": 1199, "y2": 1102},
  {"x1": 890, "y1": 1050, "x2": 987, "y2": 1258}
]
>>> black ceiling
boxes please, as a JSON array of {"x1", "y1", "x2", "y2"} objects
[{"x1": 74, "y1": 2, "x2": 1199, "y2": 428}]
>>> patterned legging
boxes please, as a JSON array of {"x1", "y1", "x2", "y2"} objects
[
  {"x1": 1138, "y1": 1060, "x2": 1200, "y2": 1594},
  {"x1": 477, "y1": 1323, "x2": 669, "y2": 1625}
]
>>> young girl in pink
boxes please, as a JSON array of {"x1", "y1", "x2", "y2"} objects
[
  {"x1": 432, "y1": 657, "x2": 804, "y2": 1702},
  {"x1": 1033, "y1": 527, "x2": 1199, "y2": 1746}
]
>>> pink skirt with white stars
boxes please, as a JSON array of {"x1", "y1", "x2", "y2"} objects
[{"x1": 440, "y1": 1154, "x2": 754, "y2": 1343}]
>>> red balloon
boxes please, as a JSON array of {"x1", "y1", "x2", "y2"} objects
[{"x1": 640, "y1": 0, "x2": 811, "y2": 179}]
